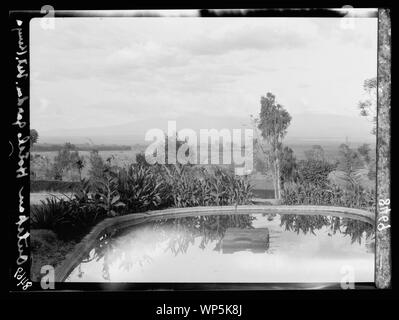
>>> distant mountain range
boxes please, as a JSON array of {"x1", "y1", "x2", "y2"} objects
[{"x1": 37, "y1": 112, "x2": 375, "y2": 145}]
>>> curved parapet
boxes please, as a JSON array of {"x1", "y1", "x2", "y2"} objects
[{"x1": 55, "y1": 205, "x2": 374, "y2": 282}]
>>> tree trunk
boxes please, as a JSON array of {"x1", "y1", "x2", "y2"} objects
[
  {"x1": 271, "y1": 156, "x2": 277, "y2": 200},
  {"x1": 277, "y1": 162, "x2": 281, "y2": 200},
  {"x1": 275, "y1": 148, "x2": 281, "y2": 200},
  {"x1": 266, "y1": 151, "x2": 277, "y2": 200}
]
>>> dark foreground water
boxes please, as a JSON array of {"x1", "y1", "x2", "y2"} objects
[{"x1": 65, "y1": 213, "x2": 374, "y2": 283}]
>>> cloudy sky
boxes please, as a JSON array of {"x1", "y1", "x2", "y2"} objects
[{"x1": 30, "y1": 17, "x2": 377, "y2": 144}]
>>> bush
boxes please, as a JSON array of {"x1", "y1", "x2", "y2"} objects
[
  {"x1": 296, "y1": 159, "x2": 336, "y2": 186},
  {"x1": 117, "y1": 164, "x2": 168, "y2": 213},
  {"x1": 31, "y1": 197, "x2": 70, "y2": 238},
  {"x1": 49, "y1": 143, "x2": 85, "y2": 181},
  {"x1": 31, "y1": 164, "x2": 255, "y2": 240},
  {"x1": 281, "y1": 181, "x2": 375, "y2": 211},
  {"x1": 88, "y1": 150, "x2": 108, "y2": 181},
  {"x1": 163, "y1": 165, "x2": 253, "y2": 207},
  {"x1": 31, "y1": 180, "x2": 116, "y2": 240}
]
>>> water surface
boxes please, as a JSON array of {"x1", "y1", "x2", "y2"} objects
[{"x1": 65, "y1": 213, "x2": 374, "y2": 283}]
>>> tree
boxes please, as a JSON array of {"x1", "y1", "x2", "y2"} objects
[
  {"x1": 51, "y1": 143, "x2": 84, "y2": 181},
  {"x1": 30, "y1": 129, "x2": 39, "y2": 147},
  {"x1": 279, "y1": 146, "x2": 298, "y2": 184},
  {"x1": 88, "y1": 149, "x2": 107, "y2": 180},
  {"x1": 357, "y1": 143, "x2": 371, "y2": 164},
  {"x1": 250, "y1": 122, "x2": 273, "y2": 175},
  {"x1": 357, "y1": 143, "x2": 376, "y2": 182},
  {"x1": 329, "y1": 144, "x2": 369, "y2": 191},
  {"x1": 358, "y1": 77, "x2": 377, "y2": 135},
  {"x1": 297, "y1": 159, "x2": 335, "y2": 187},
  {"x1": 256, "y1": 93, "x2": 292, "y2": 199}
]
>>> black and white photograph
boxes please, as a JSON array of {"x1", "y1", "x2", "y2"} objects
[{"x1": 8, "y1": 7, "x2": 392, "y2": 296}]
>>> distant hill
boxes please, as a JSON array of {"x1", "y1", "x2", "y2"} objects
[
  {"x1": 37, "y1": 112, "x2": 375, "y2": 145},
  {"x1": 32, "y1": 143, "x2": 132, "y2": 152},
  {"x1": 286, "y1": 141, "x2": 376, "y2": 161}
]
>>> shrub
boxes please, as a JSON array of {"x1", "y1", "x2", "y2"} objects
[
  {"x1": 88, "y1": 150, "x2": 108, "y2": 181},
  {"x1": 117, "y1": 164, "x2": 170, "y2": 213},
  {"x1": 296, "y1": 159, "x2": 336, "y2": 186},
  {"x1": 94, "y1": 169, "x2": 125, "y2": 217},
  {"x1": 62, "y1": 180, "x2": 108, "y2": 236},
  {"x1": 163, "y1": 165, "x2": 253, "y2": 207},
  {"x1": 49, "y1": 143, "x2": 85, "y2": 181},
  {"x1": 31, "y1": 178, "x2": 123, "y2": 240},
  {"x1": 30, "y1": 163, "x2": 254, "y2": 240},
  {"x1": 281, "y1": 181, "x2": 375, "y2": 211},
  {"x1": 31, "y1": 197, "x2": 70, "y2": 237},
  {"x1": 280, "y1": 146, "x2": 298, "y2": 184},
  {"x1": 328, "y1": 144, "x2": 374, "y2": 191}
]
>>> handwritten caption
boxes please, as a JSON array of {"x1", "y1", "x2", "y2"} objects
[
  {"x1": 12, "y1": 19, "x2": 31, "y2": 290},
  {"x1": 378, "y1": 198, "x2": 391, "y2": 232}
]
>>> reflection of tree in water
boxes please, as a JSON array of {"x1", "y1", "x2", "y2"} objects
[
  {"x1": 74, "y1": 214, "x2": 374, "y2": 280},
  {"x1": 79, "y1": 214, "x2": 254, "y2": 280},
  {"x1": 154, "y1": 214, "x2": 255, "y2": 255},
  {"x1": 279, "y1": 215, "x2": 374, "y2": 244},
  {"x1": 80, "y1": 227, "x2": 159, "y2": 280}
]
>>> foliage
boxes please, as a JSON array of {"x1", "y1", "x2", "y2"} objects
[
  {"x1": 49, "y1": 143, "x2": 85, "y2": 181},
  {"x1": 336, "y1": 144, "x2": 364, "y2": 173},
  {"x1": 279, "y1": 146, "x2": 298, "y2": 184},
  {"x1": 163, "y1": 165, "x2": 253, "y2": 208},
  {"x1": 62, "y1": 180, "x2": 108, "y2": 238},
  {"x1": 254, "y1": 92, "x2": 292, "y2": 199},
  {"x1": 281, "y1": 182, "x2": 375, "y2": 211},
  {"x1": 283, "y1": 144, "x2": 375, "y2": 212},
  {"x1": 117, "y1": 164, "x2": 169, "y2": 213},
  {"x1": 280, "y1": 214, "x2": 374, "y2": 244},
  {"x1": 88, "y1": 214, "x2": 255, "y2": 270},
  {"x1": 32, "y1": 176, "x2": 125, "y2": 240},
  {"x1": 357, "y1": 143, "x2": 372, "y2": 164},
  {"x1": 95, "y1": 169, "x2": 126, "y2": 217},
  {"x1": 31, "y1": 197, "x2": 69, "y2": 233},
  {"x1": 296, "y1": 159, "x2": 336, "y2": 187},
  {"x1": 329, "y1": 144, "x2": 372, "y2": 191},
  {"x1": 30, "y1": 129, "x2": 39, "y2": 147},
  {"x1": 136, "y1": 133, "x2": 188, "y2": 167},
  {"x1": 88, "y1": 150, "x2": 107, "y2": 181},
  {"x1": 254, "y1": 151, "x2": 268, "y2": 174},
  {"x1": 135, "y1": 152, "x2": 149, "y2": 167},
  {"x1": 257, "y1": 93, "x2": 292, "y2": 143},
  {"x1": 31, "y1": 162, "x2": 254, "y2": 240},
  {"x1": 358, "y1": 77, "x2": 377, "y2": 135},
  {"x1": 357, "y1": 143, "x2": 376, "y2": 182}
]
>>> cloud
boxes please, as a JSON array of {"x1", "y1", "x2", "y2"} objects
[
  {"x1": 30, "y1": 17, "x2": 377, "y2": 141},
  {"x1": 178, "y1": 19, "x2": 319, "y2": 56}
]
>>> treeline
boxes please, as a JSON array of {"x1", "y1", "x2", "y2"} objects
[{"x1": 32, "y1": 143, "x2": 132, "y2": 152}]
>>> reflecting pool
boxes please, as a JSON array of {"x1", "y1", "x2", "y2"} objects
[{"x1": 65, "y1": 213, "x2": 374, "y2": 283}]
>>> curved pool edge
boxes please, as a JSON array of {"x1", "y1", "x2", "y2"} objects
[{"x1": 54, "y1": 205, "x2": 375, "y2": 283}]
